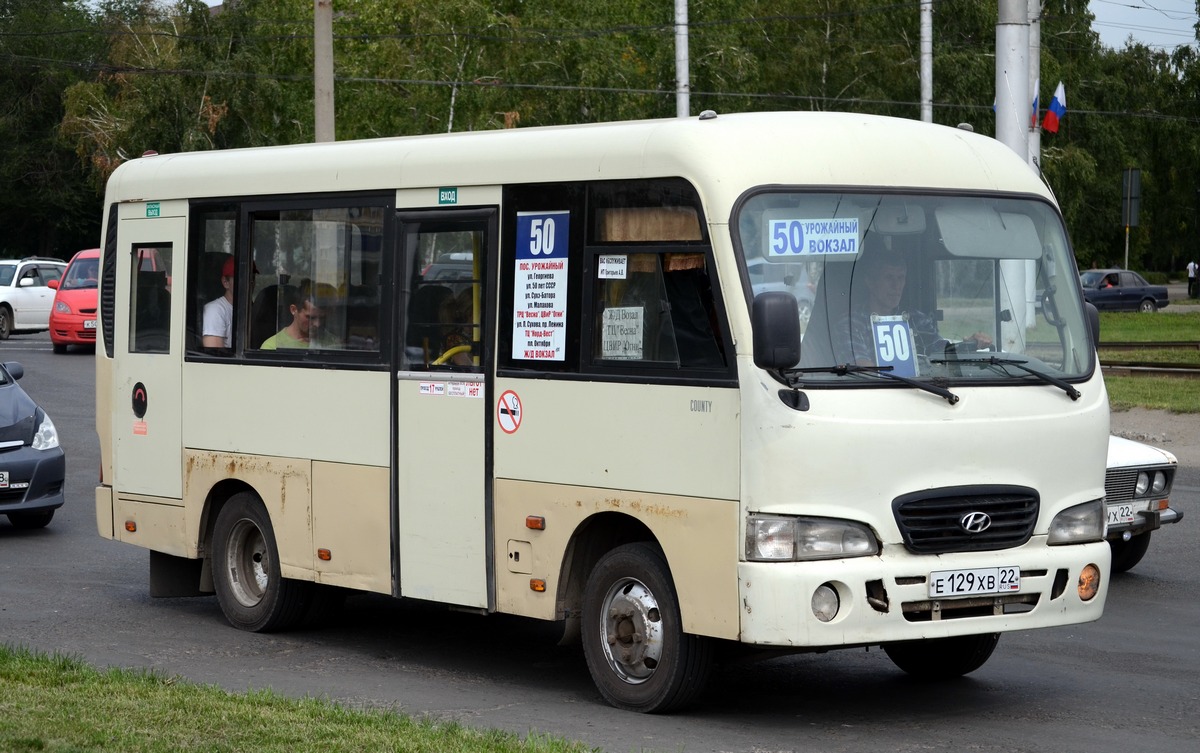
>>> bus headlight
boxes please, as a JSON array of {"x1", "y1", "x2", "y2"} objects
[
  {"x1": 1047, "y1": 500, "x2": 1105, "y2": 545},
  {"x1": 746, "y1": 515, "x2": 879, "y2": 561}
]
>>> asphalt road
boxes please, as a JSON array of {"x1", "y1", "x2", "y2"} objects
[{"x1": 1, "y1": 332, "x2": 1196, "y2": 753}]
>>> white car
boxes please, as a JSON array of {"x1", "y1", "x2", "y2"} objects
[
  {"x1": 1105, "y1": 435, "x2": 1182, "y2": 572},
  {"x1": 0, "y1": 257, "x2": 67, "y2": 340}
]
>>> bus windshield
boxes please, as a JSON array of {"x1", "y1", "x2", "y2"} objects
[{"x1": 737, "y1": 191, "x2": 1092, "y2": 383}]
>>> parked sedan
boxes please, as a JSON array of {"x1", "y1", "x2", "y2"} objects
[
  {"x1": 1079, "y1": 268, "x2": 1169, "y2": 312},
  {"x1": 0, "y1": 361, "x2": 65, "y2": 529},
  {"x1": 1105, "y1": 435, "x2": 1181, "y2": 572}
]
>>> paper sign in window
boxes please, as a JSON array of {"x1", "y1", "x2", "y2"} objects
[{"x1": 601, "y1": 306, "x2": 644, "y2": 360}]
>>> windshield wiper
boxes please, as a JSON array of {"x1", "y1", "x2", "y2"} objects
[
  {"x1": 786, "y1": 364, "x2": 960, "y2": 405},
  {"x1": 930, "y1": 355, "x2": 1081, "y2": 401}
]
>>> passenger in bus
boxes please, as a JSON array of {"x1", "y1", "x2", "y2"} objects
[
  {"x1": 834, "y1": 247, "x2": 991, "y2": 366},
  {"x1": 201, "y1": 256, "x2": 235, "y2": 349},
  {"x1": 438, "y1": 288, "x2": 476, "y2": 367},
  {"x1": 259, "y1": 281, "x2": 337, "y2": 350}
]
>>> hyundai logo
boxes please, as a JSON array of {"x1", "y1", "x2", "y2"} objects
[{"x1": 960, "y1": 511, "x2": 992, "y2": 534}]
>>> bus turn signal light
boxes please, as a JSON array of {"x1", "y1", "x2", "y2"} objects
[
  {"x1": 124, "y1": 520, "x2": 136, "y2": 533},
  {"x1": 317, "y1": 548, "x2": 332, "y2": 561},
  {"x1": 525, "y1": 515, "x2": 545, "y2": 530},
  {"x1": 530, "y1": 578, "x2": 546, "y2": 592}
]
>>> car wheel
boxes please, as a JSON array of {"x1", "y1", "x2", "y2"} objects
[
  {"x1": 211, "y1": 492, "x2": 312, "y2": 632},
  {"x1": 1138, "y1": 299, "x2": 1157, "y2": 313},
  {"x1": 7, "y1": 509, "x2": 54, "y2": 529},
  {"x1": 1109, "y1": 531, "x2": 1152, "y2": 573},
  {"x1": 581, "y1": 542, "x2": 712, "y2": 713},
  {"x1": 0, "y1": 307, "x2": 11, "y2": 340},
  {"x1": 883, "y1": 633, "x2": 1000, "y2": 679}
]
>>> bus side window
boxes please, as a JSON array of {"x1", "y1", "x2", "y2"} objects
[{"x1": 130, "y1": 245, "x2": 172, "y2": 354}]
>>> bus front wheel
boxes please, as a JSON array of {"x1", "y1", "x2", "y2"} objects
[
  {"x1": 883, "y1": 633, "x2": 1000, "y2": 679},
  {"x1": 212, "y1": 492, "x2": 311, "y2": 632},
  {"x1": 581, "y1": 542, "x2": 712, "y2": 713}
]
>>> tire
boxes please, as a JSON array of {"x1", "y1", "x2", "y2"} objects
[
  {"x1": 52, "y1": 343, "x2": 68, "y2": 354},
  {"x1": 0, "y1": 307, "x2": 11, "y2": 340},
  {"x1": 581, "y1": 542, "x2": 712, "y2": 713},
  {"x1": 1138, "y1": 299, "x2": 1157, "y2": 313},
  {"x1": 1110, "y1": 531, "x2": 1152, "y2": 573},
  {"x1": 7, "y1": 509, "x2": 54, "y2": 529},
  {"x1": 211, "y1": 492, "x2": 311, "y2": 632},
  {"x1": 883, "y1": 633, "x2": 1000, "y2": 680}
]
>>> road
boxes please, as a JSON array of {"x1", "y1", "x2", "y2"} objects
[{"x1": 1, "y1": 333, "x2": 1196, "y2": 753}]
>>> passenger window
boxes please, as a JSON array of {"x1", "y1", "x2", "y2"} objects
[
  {"x1": 247, "y1": 204, "x2": 385, "y2": 353},
  {"x1": 129, "y1": 243, "x2": 173, "y2": 354},
  {"x1": 592, "y1": 252, "x2": 724, "y2": 368},
  {"x1": 187, "y1": 207, "x2": 237, "y2": 355}
]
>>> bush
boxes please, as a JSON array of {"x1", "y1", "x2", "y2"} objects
[{"x1": 1143, "y1": 271, "x2": 1169, "y2": 284}]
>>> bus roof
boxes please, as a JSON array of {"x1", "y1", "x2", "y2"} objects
[{"x1": 104, "y1": 111, "x2": 1054, "y2": 218}]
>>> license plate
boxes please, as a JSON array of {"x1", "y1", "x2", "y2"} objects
[
  {"x1": 84, "y1": 319, "x2": 97, "y2": 329},
  {"x1": 1107, "y1": 503, "x2": 1137, "y2": 525},
  {"x1": 929, "y1": 566, "x2": 1020, "y2": 598},
  {"x1": 0, "y1": 471, "x2": 7, "y2": 489}
]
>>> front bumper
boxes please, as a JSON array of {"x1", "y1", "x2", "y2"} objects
[
  {"x1": 0, "y1": 445, "x2": 66, "y2": 515},
  {"x1": 1106, "y1": 505, "x2": 1183, "y2": 540},
  {"x1": 738, "y1": 539, "x2": 1109, "y2": 647},
  {"x1": 48, "y1": 312, "x2": 98, "y2": 345}
]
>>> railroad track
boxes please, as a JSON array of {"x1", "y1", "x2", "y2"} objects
[{"x1": 1098, "y1": 340, "x2": 1200, "y2": 379}]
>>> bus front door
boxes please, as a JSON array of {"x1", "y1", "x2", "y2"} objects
[{"x1": 393, "y1": 209, "x2": 495, "y2": 609}]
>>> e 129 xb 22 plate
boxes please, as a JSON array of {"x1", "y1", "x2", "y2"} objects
[{"x1": 928, "y1": 566, "x2": 1020, "y2": 598}]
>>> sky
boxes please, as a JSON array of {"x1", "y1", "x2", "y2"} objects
[{"x1": 1089, "y1": 0, "x2": 1198, "y2": 49}]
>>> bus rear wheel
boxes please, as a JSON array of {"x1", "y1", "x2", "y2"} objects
[
  {"x1": 581, "y1": 542, "x2": 712, "y2": 713},
  {"x1": 212, "y1": 492, "x2": 311, "y2": 632},
  {"x1": 883, "y1": 633, "x2": 1000, "y2": 680}
]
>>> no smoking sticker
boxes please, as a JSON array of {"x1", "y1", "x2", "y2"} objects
[{"x1": 497, "y1": 390, "x2": 522, "y2": 434}]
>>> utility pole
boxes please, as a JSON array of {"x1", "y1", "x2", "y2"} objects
[
  {"x1": 919, "y1": 1, "x2": 932, "y2": 123},
  {"x1": 675, "y1": 0, "x2": 689, "y2": 118},
  {"x1": 314, "y1": 0, "x2": 335, "y2": 142},
  {"x1": 1027, "y1": 0, "x2": 1041, "y2": 171},
  {"x1": 995, "y1": 0, "x2": 1031, "y2": 349}
]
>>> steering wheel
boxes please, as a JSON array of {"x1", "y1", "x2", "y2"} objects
[{"x1": 433, "y1": 344, "x2": 471, "y2": 366}]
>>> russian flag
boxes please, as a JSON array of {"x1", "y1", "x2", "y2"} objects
[
  {"x1": 1031, "y1": 78, "x2": 1039, "y2": 127},
  {"x1": 1042, "y1": 81, "x2": 1066, "y2": 133}
]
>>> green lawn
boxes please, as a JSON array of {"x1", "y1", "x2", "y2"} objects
[
  {"x1": 0, "y1": 646, "x2": 593, "y2": 753},
  {"x1": 1098, "y1": 310, "x2": 1200, "y2": 341}
]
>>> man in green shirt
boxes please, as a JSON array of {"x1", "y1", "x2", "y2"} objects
[{"x1": 260, "y1": 282, "x2": 337, "y2": 350}]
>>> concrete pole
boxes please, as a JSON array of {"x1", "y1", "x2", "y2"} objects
[
  {"x1": 1027, "y1": 0, "x2": 1041, "y2": 171},
  {"x1": 314, "y1": 0, "x2": 335, "y2": 142},
  {"x1": 675, "y1": 0, "x2": 689, "y2": 118},
  {"x1": 996, "y1": 0, "x2": 1030, "y2": 349},
  {"x1": 920, "y1": 1, "x2": 933, "y2": 123}
]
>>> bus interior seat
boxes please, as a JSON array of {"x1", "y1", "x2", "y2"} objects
[{"x1": 135, "y1": 270, "x2": 171, "y2": 336}]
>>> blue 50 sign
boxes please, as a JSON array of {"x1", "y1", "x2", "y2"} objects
[{"x1": 516, "y1": 211, "x2": 570, "y2": 260}]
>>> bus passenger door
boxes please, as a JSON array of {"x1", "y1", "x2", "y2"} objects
[
  {"x1": 112, "y1": 203, "x2": 184, "y2": 499},
  {"x1": 394, "y1": 208, "x2": 495, "y2": 609}
]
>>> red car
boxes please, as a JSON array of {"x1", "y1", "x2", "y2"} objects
[{"x1": 47, "y1": 249, "x2": 100, "y2": 353}]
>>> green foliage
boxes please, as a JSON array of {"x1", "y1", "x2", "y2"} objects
[{"x1": 2, "y1": 0, "x2": 1199, "y2": 270}]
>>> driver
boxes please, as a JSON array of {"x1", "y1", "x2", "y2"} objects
[{"x1": 833, "y1": 247, "x2": 991, "y2": 367}]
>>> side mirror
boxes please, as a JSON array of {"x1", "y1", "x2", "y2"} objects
[
  {"x1": 18, "y1": 277, "x2": 35, "y2": 287},
  {"x1": 1085, "y1": 302, "x2": 1100, "y2": 350},
  {"x1": 3, "y1": 362, "x2": 24, "y2": 380},
  {"x1": 752, "y1": 292, "x2": 801, "y2": 369},
  {"x1": 47, "y1": 279, "x2": 60, "y2": 290}
]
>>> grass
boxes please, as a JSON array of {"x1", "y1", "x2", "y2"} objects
[
  {"x1": 1098, "y1": 348, "x2": 1200, "y2": 366},
  {"x1": 1098, "y1": 310, "x2": 1200, "y2": 341},
  {"x1": 0, "y1": 645, "x2": 594, "y2": 753},
  {"x1": 1105, "y1": 376, "x2": 1200, "y2": 413}
]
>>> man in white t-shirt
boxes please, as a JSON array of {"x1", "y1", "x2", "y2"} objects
[
  {"x1": 202, "y1": 257, "x2": 235, "y2": 348},
  {"x1": 1187, "y1": 259, "x2": 1198, "y2": 298}
]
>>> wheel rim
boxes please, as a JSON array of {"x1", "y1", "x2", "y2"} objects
[
  {"x1": 597, "y1": 577, "x2": 664, "y2": 684},
  {"x1": 0, "y1": 311, "x2": 9, "y2": 338},
  {"x1": 225, "y1": 518, "x2": 270, "y2": 607}
]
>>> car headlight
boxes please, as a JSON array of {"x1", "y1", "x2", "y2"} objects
[
  {"x1": 55, "y1": 300, "x2": 72, "y2": 314},
  {"x1": 1135, "y1": 472, "x2": 1150, "y2": 496},
  {"x1": 1047, "y1": 500, "x2": 1105, "y2": 545},
  {"x1": 32, "y1": 412, "x2": 60, "y2": 451},
  {"x1": 1150, "y1": 471, "x2": 1168, "y2": 495},
  {"x1": 746, "y1": 515, "x2": 879, "y2": 561}
]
